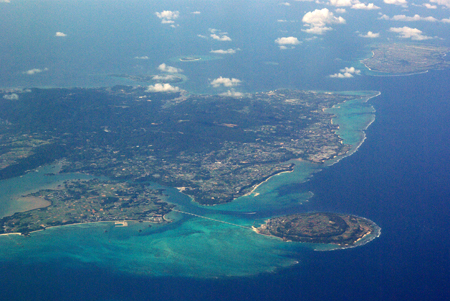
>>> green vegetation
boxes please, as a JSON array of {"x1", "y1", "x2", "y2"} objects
[
  {"x1": 0, "y1": 179, "x2": 173, "y2": 235},
  {"x1": 0, "y1": 87, "x2": 369, "y2": 205},
  {"x1": 255, "y1": 212, "x2": 380, "y2": 247}
]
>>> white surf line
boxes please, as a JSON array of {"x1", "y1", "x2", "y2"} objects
[{"x1": 172, "y1": 209, "x2": 252, "y2": 230}]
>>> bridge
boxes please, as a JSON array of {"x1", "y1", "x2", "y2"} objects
[{"x1": 172, "y1": 209, "x2": 253, "y2": 230}]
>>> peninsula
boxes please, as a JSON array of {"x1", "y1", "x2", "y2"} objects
[{"x1": 0, "y1": 179, "x2": 173, "y2": 235}]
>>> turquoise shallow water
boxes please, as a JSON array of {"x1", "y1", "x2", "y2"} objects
[
  {"x1": 0, "y1": 164, "x2": 95, "y2": 217},
  {"x1": 0, "y1": 217, "x2": 300, "y2": 277},
  {"x1": 0, "y1": 91, "x2": 378, "y2": 278}
]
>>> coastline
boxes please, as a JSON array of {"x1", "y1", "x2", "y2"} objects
[
  {"x1": 360, "y1": 50, "x2": 375, "y2": 71},
  {"x1": 0, "y1": 217, "x2": 171, "y2": 237},
  {"x1": 368, "y1": 70, "x2": 429, "y2": 77},
  {"x1": 253, "y1": 214, "x2": 381, "y2": 250},
  {"x1": 325, "y1": 91, "x2": 379, "y2": 166},
  {"x1": 243, "y1": 169, "x2": 294, "y2": 197},
  {"x1": 0, "y1": 232, "x2": 22, "y2": 237},
  {"x1": 1, "y1": 89, "x2": 379, "y2": 238}
]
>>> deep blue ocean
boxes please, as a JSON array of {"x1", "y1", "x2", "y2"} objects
[{"x1": 1, "y1": 0, "x2": 450, "y2": 300}]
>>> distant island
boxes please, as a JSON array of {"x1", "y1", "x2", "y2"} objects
[
  {"x1": 0, "y1": 87, "x2": 378, "y2": 235},
  {"x1": 362, "y1": 43, "x2": 450, "y2": 74},
  {"x1": 254, "y1": 212, "x2": 381, "y2": 248},
  {"x1": 110, "y1": 74, "x2": 184, "y2": 83},
  {"x1": 179, "y1": 57, "x2": 201, "y2": 62}
]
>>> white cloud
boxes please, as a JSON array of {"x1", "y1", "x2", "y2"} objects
[
  {"x1": 381, "y1": 14, "x2": 438, "y2": 22},
  {"x1": 302, "y1": 9, "x2": 345, "y2": 26},
  {"x1": 303, "y1": 26, "x2": 334, "y2": 34},
  {"x1": 329, "y1": 67, "x2": 361, "y2": 78},
  {"x1": 210, "y1": 34, "x2": 232, "y2": 41},
  {"x1": 146, "y1": 83, "x2": 180, "y2": 93},
  {"x1": 155, "y1": 10, "x2": 180, "y2": 24},
  {"x1": 210, "y1": 77, "x2": 242, "y2": 88},
  {"x1": 23, "y1": 68, "x2": 48, "y2": 75},
  {"x1": 359, "y1": 31, "x2": 380, "y2": 38},
  {"x1": 220, "y1": 89, "x2": 245, "y2": 97},
  {"x1": 352, "y1": 3, "x2": 380, "y2": 9},
  {"x1": 275, "y1": 37, "x2": 301, "y2": 49},
  {"x1": 275, "y1": 36, "x2": 301, "y2": 45},
  {"x1": 328, "y1": 0, "x2": 380, "y2": 9},
  {"x1": 0, "y1": 0, "x2": 11, "y2": 3},
  {"x1": 329, "y1": 0, "x2": 353, "y2": 6},
  {"x1": 197, "y1": 34, "x2": 208, "y2": 39},
  {"x1": 209, "y1": 28, "x2": 229, "y2": 34},
  {"x1": 336, "y1": 8, "x2": 347, "y2": 13},
  {"x1": 156, "y1": 10, "x2": 179, "y2": 20},
  {"x1": 134, "y1": 56, "x2": 149, "y2": 60},
  {"x1": 152, "y1": 75, "x2": 179, "y2": 81},
  {"x1": 158, "y1": 63, "x2": 183, "y2": 73},
  {"x1": 3, "y1": 93, "x2": 19, "y2": 100},
  {"x1": 302, "y1": 8, "x2": 346, "y2": 34},
  {"x1": 278, "y1": 19, "x2": 288, "y2": 22},
  {"x1": 330, "y1": 72, "x2": 353, "y2": 78},
  {"x1": 280, "y1": 2, "x2": 291, "y2": 5},
  {"x1": 55, "y1": 32, "x2": 67, "y2": 37},
  {"x1": 389, "y1": 26, "x2": 432, "y2": 40},
  {"x1": 210, "y1": 48, "x2": 240, "y2": 54},
  {"x1": 430, "y1": 0, "x2": 450, "y2": 8},
  {"x1": 442, "y1": 18, "x2": 450, "y2": 23},
  {"x1": 192, "y1": 11, "x2": 201, "y2": 14},
  {"x1": 384, "y1": 0, "x2": 408, "y2": 6},
  {"x1": 424, "y1": 3, "x2": 437, "y2": 8}
]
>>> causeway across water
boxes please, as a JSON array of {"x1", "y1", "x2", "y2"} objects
[{"x1": 172, "y1": 209, "x2": 252, "y2": 230}]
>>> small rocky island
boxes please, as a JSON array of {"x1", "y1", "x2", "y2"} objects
[{"x1": 254, "y1": 212, "x2": 380, "y2": 248}]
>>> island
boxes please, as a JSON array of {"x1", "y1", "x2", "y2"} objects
[
  {"x1": 254, "y1": 212, "x2": 381, "y2": 248},
  {"x1": 109, "y1": 74, "x2": 184, "y2": 83},
  {"x1": 179, "y1": 57, "x2": 201, "y2": 62},
  {"x1": 362, "y1": 43, "x2": 450, "y2": 74}
]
